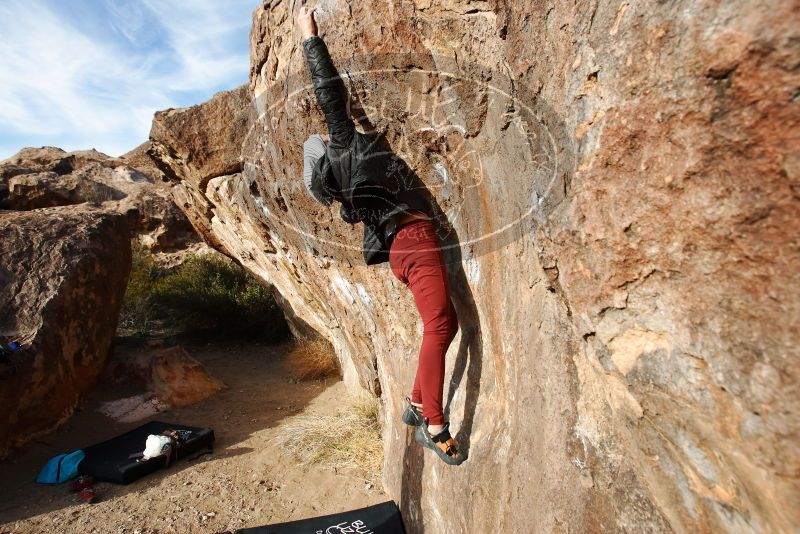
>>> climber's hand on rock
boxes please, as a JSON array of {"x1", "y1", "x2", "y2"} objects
[{"x1": 297, "y1": 6, "x2": 318, "y2": 40}]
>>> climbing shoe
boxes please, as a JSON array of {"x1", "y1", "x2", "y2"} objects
[
  {"x1": 401, "y1": 396, "x2": 424, "y2": 427},
  {"x1": 415, "y1": 420, "x2": 466, "y2": 466}
]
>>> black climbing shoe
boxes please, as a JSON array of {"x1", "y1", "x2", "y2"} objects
[
  {"x1": 401, "y1": 397, "x2": 424, "y2": 427},
  {"x1": 415, "y1": 420, "x2": 466, "y2": 466}
]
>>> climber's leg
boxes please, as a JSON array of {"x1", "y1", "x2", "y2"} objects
[
  {"x1": 389, "y1": 220, "x2": 457, "y2": 428},
  {"x1": 409, "y1": 265, "x2": 455, "y2": 427},
  {"x1": 411, "y1": 381, "x2": 423, "y2": 406},
  {"x1": 411, "y1": 300, "x2": 457, "y2": 407}
]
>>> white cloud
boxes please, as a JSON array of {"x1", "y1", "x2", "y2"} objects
[{"x1": 0, "y1": 0, "x2": 255, "y2": 159}]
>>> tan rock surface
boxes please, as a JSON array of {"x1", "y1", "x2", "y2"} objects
[
  {"x1": 0, "y1": 145, "x2": 209, "y2": 455},
  {"x1": 0, "y1": 146, "x2": 199, "y2": 254},
  {"x1": 149, "y1": 346, "x2": 225, "y2": 408},
  {"x1": 121, "y1": 141, "x2": 167, "y2": 183},
  {"x1": 148, "y1": 86, "x2": 252, "y2": 251},
  {"x1": 148, "y1": 1, "x2": 799, "y2": 532},
  {"x1": 108, "y1": 345, "x2": 226, "y2": 409},
  {"x1": 0, "y1": 206, "x2": 132, "y2": 456}
]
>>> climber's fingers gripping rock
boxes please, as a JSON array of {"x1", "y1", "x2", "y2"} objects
[{"x1": 297, "y1": 6, "x2": 318, "y2": 40}]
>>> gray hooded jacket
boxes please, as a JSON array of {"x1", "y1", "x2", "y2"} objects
[{"x1": 302, "y1": 133, "x2": 333, "y2": 206}]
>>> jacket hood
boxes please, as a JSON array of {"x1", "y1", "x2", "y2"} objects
[{"x1": 302, "y1": 134, "x2": 334, "y2": 206}]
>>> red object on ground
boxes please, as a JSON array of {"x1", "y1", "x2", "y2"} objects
[
  {"x1": 78, "y1": 487, "x2": 97, "y2": 504},
  {"x1": 70, "y1": 476, "x2": 95, "y2": 493},
  {"x1": 389, "y1": 220, "x2": 458, "y2": 426}
]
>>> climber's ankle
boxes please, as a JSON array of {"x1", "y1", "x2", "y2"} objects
[{"x1": 427, "y1": 423, "x2": 445, "y2": 435}]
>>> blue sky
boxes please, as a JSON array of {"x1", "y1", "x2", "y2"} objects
[{"x1": 0, "y1": 0, "x2": 256, "y2": 160}]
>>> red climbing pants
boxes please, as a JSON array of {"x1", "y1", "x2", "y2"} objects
[{"x1": 389, "y1": 219, "x2": 458, "y2": 426}]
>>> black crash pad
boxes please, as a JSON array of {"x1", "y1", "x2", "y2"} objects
[
  {"x1": 78, "y1": 421, "x2": 214, "y2": 484},
  {"x1": 231, "y1": 501, "x2": 405, "y2": 534}
]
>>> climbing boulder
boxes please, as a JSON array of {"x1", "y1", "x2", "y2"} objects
[{"x1": 147, "y1": 1, "x2": 800, "y2": 532}]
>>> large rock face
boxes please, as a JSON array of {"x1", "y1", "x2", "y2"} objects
[
  {"x1": 149, "y1": 1, "x2": 799, "y2": 532},
  {"x1": 0, "y1": 206, "x2": 132, "y2": 455}
]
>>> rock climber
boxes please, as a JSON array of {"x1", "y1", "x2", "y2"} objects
[{"x1": 296, "y1": 6, "x2": 465, "y2": 465}]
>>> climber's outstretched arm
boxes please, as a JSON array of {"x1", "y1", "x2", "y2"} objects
[{"x1": 297, "y1": 6, "x2": 355, "y2": 149}]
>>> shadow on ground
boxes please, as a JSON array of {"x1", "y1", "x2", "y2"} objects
[{"x1": 0, "y1": 339, "x2": 345, "y2": 530}]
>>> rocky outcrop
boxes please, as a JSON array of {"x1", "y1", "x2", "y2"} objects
[
  {"x1": 2, "y1": 147, "x2": 132, "y2": 210},
  {"x1": 121, "y1": 141, "x2": 167, "y2": 183},
  {"x1": 101, "y1": 345, "x2": 225, "y2": 422},
  {"x1": 147, "y1": 86, "x2": 252, "y2": 251},
  {"x1": 145, "y1": 346, "x2": 225, "y2": 407},
  {"x1": 0, "y1": 206, "x2": 132, "y2": 455},
  {"x1": 149, "y1": 1, "x2": 799, "y2": 532},
  {"x1": 1, "y1": 146, "x2": 200, "y2": 255}
]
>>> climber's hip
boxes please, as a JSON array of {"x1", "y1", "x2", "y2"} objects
[
  {"x1": 388, "y1": 219, "x2": 455, "y2": 333},
  {"x1": 388, "y1": 219, "x2": 444, "y2": 283}
]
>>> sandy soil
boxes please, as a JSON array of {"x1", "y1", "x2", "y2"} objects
[{"x1": 0, "y1": 340, "x2": 387, "y2": 534}]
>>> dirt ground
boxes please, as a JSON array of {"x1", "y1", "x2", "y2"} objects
[{"x1": 0, "y1": 340, "x2": 387, "y2": 534}]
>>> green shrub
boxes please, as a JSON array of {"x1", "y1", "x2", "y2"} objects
[
  {"x1": 118, "y1": 243, "x2": 288, "y2": 341},
  {"x1": 118, "y1": 243, "x2": 162, "y2": 335},
  {"x1": 151, "y1": 255, "x2": 286, "y2": 338}
]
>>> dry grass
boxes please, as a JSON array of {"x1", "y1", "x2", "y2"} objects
[
  {"x1": 286, "y1": 338, "x2": 339, "y2": 380},
  {"x1": 272, "y1": 398, "x2": 383, "y2": 482}
]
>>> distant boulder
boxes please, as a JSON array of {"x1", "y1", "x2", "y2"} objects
[{"x1": 0, "y1": 146, "x2": 200, "y2": 256}]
